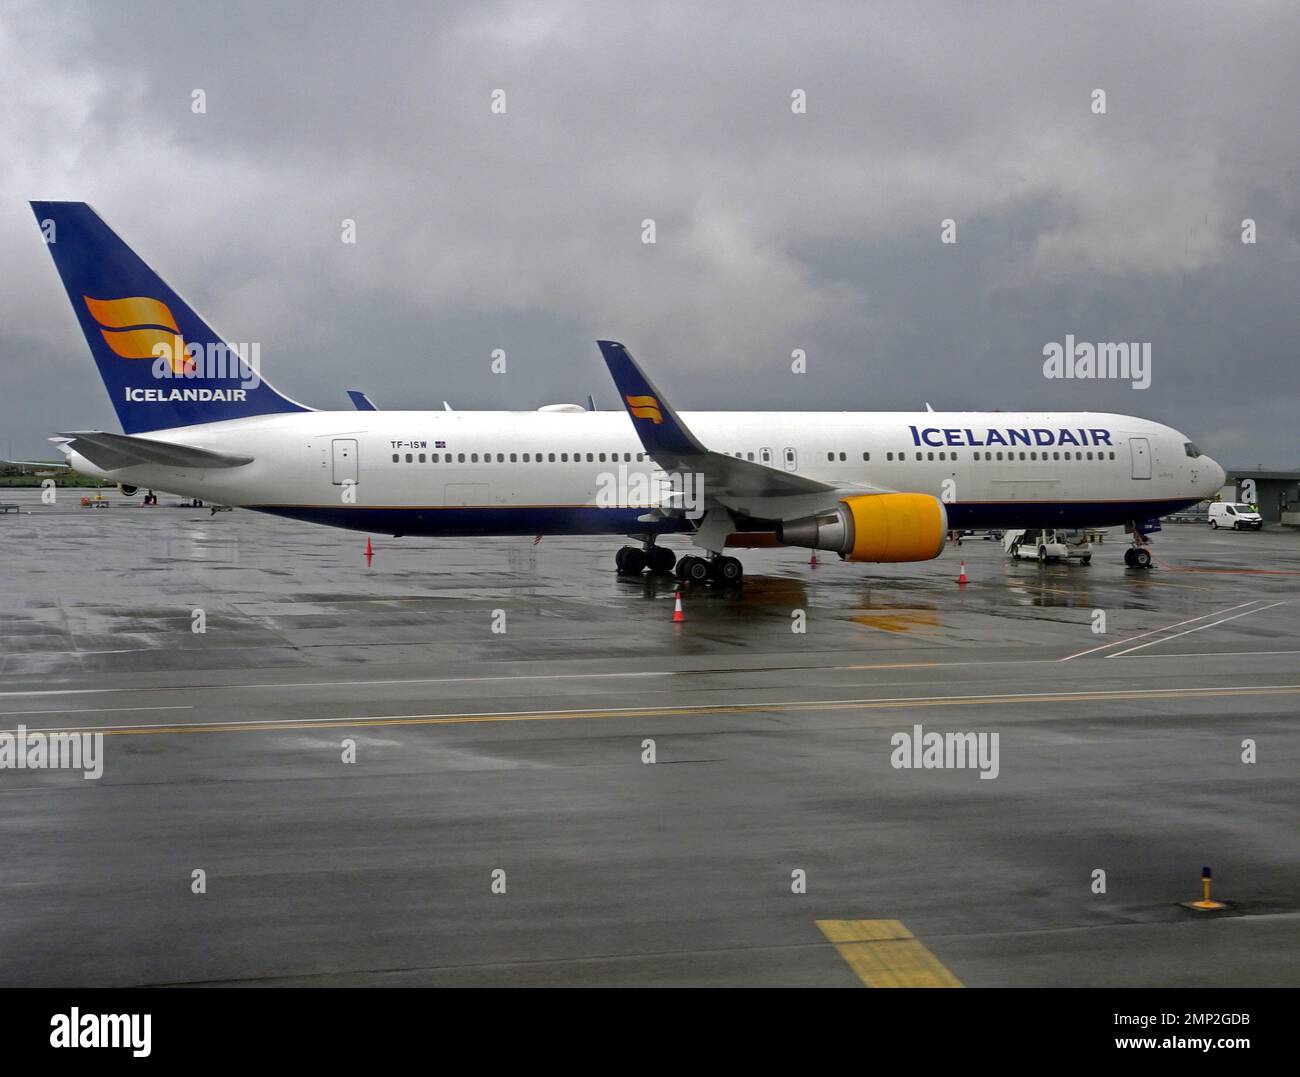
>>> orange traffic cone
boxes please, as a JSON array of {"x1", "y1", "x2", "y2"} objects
[
  {"x1": 810, "y1": 552, "x2": 818, "y2": 567},
  {"x1": 957, "y1": 561, "x2": 968, "y2": 586},
  {"x1": 672, "y1": 590, "x2": 685, "y2": 622},
  {"x1": 365, "y1": 536, "x2": 373, "y2": 564}
]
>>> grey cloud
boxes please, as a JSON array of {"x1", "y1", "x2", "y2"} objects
[{"x1": 1, "y1": 0, "x2": 1297, "y2": 464}]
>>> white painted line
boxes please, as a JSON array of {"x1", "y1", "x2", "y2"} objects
[
  {"x1": 1058, "y1": 601, "x2": 1265, "y2": 662},
  {"x1": 1119, "y1": 650, "x2": 1300, "y2": 659},
  {"x1": 0, "y1": 659, "x2": 1012, "y2": 699},
  {"x1": 1106, "y1": 602, "x2": 1287, "y2": 658}
]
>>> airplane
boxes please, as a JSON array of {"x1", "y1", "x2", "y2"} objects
[{"x1": 28, "y1": 200, "x2": 1226, "y2": 581}]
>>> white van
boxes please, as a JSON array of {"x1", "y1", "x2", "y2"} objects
[{"x1": 1208, "y1": 502, "x2": 1263, "y2": 531}]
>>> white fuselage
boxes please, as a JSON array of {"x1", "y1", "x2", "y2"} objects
[{"x1": 66, "y1": 409, "x2": 1225, "y2": 538}]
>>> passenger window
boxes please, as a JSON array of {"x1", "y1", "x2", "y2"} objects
[
  {"x1": 549, "y1": 453, "x2": 556, "y2": 462},
  {"x1": 418, "y1": 453, "x2": 426, "y2": 463},
  {"x1": 996, "y1": 452, "x2": 1004, "y2": 461},
  {"x1": 470, "y1": 453, "x2": 478, "y2": 462},
  {"x1": 939, "y1": 452, "x2": 946, "y2": 461},
  {"x1": 863, "y1": 452, "x2": 870, "y2": 461},
  {"x1": 405, "y1": 453, "x2": 413, "y2": 463},
  {"x1": 839, "y1": 452, "x2": 846, "y2": 461},
  {"x1": 887, "y1": 452, "x2": 893, "y2": 461},
  {"x1": 1086, "y1": 452, "x2": 1094, "y2": 460},
  {"x1": 522, "y1": 453, "x2": 530, "y2": 462},
  {"x1": 747, "y1": 452, "x2": 755, "y2": 460},
  {"x1": 391, "y1": 453, "x2": 399, "y2": 463},
  {"x1": 915, "y1": 452, "x2": 922, "y2": 461},
  {"x1": 598, "y1": 453, "x2": 606, "y2": 462},
  {"x1": 827, "y1": 452, "x2": 834, "y2": 461},
  {"x1": 561, "y1": 453, "x2": 568, "y2": 462},
  {"x1": 509, "y1": 453, "x2": 517, "y2": 462},
  {"x1": 497, "y1": 453, "x2": 504, "y2": 463},
  {"x1": 927, "y1": 452, "x2": 934, "y2": 461}
]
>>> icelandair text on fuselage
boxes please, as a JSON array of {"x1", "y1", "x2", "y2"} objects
[{"x1": 909, "y1": 425, "x2": 1113, "y2": 448}]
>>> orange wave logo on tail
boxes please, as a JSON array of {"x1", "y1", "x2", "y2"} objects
[
  {"x1": 83, "y1": 296, "x2": 192, "y2": 374},
  {"x1": 625, "y1": 394, "x2": 663, "y2": 424}
]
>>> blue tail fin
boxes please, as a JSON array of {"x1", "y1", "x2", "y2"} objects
[{"x1": 31, "y1": 201, "x2": 310, "y2": 434}]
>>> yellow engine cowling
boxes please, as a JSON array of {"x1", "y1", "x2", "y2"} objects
[{"x1": 778, "y1": 493, "x2": 948, "y2": 562}]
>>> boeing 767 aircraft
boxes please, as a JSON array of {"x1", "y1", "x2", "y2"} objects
[{"x1": 29, "y1": 202, "x2": 1225, "y2": 582}]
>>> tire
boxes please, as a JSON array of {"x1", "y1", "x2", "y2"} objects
[
  {"x1": 1081, "y1": 556, "x2": 1091, "y2": 565},
  {"x1": 1210, "y1": 519, "x2": 1218, "y2": 529},
  {"x1": 648, "y1": 546, "x2": 676, "y2": 574},
  {"x1": 1133, "y1": 548, "x2": 1152, "y2": 569},
  {"x1": 1124, "y1": 548, "x2": 1136, "y2": 567},
  {"x1": 714, "y1": 556, "x2": 743, "y2": 584},
  {"x1": 621, "y1": 547, "x2": 647, "y2": 574},
  {"x1": 685, "y1": 557, "x2": 711, "y2": 584},
  {"x1": 1038, "y1": 546, "x2": 1047, "y2": 563}
]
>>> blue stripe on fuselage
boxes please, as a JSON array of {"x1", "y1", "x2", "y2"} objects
[{"x1": 250, "y1": 498, "x2": 1201, "y2": 538}]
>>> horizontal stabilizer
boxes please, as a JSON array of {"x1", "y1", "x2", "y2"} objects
[{"x1": 58, "y1": 430, "x2": 253, "y2": 471}]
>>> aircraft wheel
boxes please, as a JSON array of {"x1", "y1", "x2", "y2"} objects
[
  {"x1": 1123, "y1": 548, "x2": 1137, "y2": 567},
  {"x1": 1038, "y1": 546, "x2": 1047, "y2": 563},
  {"x1": 647, "y1": 546, "x2": 676, "y2": 574},
  {"x1": 679, "y1": 556, "x2": 711, "y2": 584},
  {"x1": 1133, "y1": 548, "x2": 1152, "y2": 569},
  {"x1": 712, "y1": 556, "x2": 743, "y2": 584},
  {"x1": 616, "y1": 546, "x2": 646, "y2": 574}
]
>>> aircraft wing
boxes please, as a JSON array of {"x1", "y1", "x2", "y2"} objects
[
  {"x1": 57, "y1": 431, "x2": 254, "y2": 471},
  {"x1": 597, "y1": 340, "x2": 894, "y2": 511}
]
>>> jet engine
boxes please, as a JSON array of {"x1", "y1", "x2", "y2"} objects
[{"x1": 778, "y1": 493, "x2": 948, "y2": 562}]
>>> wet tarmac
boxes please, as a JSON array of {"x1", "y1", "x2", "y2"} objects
[{"x1": 1, "y1": 486, "x2": 1297, "y2": 986}]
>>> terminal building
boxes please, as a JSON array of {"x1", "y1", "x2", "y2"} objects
[{"x1": 1223, "y1": 468, "x2": 1300, "y2": 525}]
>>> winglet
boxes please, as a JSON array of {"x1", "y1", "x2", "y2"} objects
[
  {"x1": 347, "y1": 390, "x2": 378, "y2": 411},
  {"x1": 597, "y1": 341, "x2": 706, "y2": 458}
]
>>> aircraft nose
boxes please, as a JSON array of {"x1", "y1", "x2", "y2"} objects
[{"x1": 1204, "y1": 456, "x2": 1226, "y2": 495}]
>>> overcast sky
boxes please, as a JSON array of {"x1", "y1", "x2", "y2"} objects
[{"x1": 2, "y1": 0, "x2": 1297, "y2": 465}]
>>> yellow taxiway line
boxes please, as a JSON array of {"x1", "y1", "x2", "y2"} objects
[
  {"x1": 7, "y1": 683, "x2": 1298, "y2": 739},
  {"x1": 817, "y1": 919, "x2": 962, "y2": 987}
]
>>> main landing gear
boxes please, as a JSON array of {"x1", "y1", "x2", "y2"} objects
[
  {"x1": 675, "y1": 553, "x2": 743, "y2": 585},
  {"x1": 613, "y1": 545, "x2": 744, "y2": 584},
  {"x1": 615, "y1": 543, "x2": 676, "y2": 576}
]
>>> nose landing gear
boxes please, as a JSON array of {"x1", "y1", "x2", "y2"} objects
[{"x1": 1124, "y1": 546, "x2": 1152, "y2": 569}]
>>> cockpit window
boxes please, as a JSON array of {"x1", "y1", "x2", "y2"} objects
[{"x1": 1184, "y1": 442, "x2": 1202, "y2": 458}]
